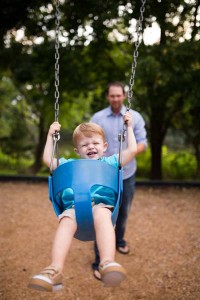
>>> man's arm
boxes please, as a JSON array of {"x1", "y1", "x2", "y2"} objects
[
  {"x1": 136, "y1": 142, "x2": 146, "y2": 155},
  {"x1": 133, "y1": 112, "x2": 148, "y2": 156}
]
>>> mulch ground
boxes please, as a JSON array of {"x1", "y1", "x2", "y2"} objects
[{"x1": 0, "y1": 182, "x2": 199, "y2": 300}]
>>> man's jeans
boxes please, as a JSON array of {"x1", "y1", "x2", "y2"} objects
[{"x1": 92, "y1": 174, "x2": 135, "y2": 270}]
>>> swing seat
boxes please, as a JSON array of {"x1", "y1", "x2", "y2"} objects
[{"x1": 48, "y1": 159, "x2": 123, "y2": 241}]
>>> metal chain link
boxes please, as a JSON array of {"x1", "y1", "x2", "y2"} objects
[
  {"x1": 119, "y1": 0, "x2": 146, "y2": 145},
  {"x1": 50, "y1": 0, "x2": 61, "y2": 173},
  {"x1": 55, "y1": 0, "x2": 60, "y2": 122},
  {"x1": 127, "y1": 0, "x2": 146, "y2": 110}
]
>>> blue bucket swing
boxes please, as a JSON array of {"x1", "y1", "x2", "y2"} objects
[
  {"x1": 48, "y1": 157, "x2": 123, "y2": 241},
  {"x1": 48, "y1": 0, "x2": 146, "y2": 241},
  {"x1": 48, "y1": 119, "x2": 124, "y2": 241}
]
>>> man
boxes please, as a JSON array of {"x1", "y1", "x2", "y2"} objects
[{"x1": 90, "y1": 81, "x2": 147, "y2": 280}]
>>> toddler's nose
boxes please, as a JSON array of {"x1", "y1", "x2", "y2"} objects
[{"x1": 88, "y1": 143, "x2": 94, "y2": 149}]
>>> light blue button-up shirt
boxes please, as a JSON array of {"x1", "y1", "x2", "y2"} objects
[{"x1": 91, "y1": 105, "x2": 147, "y2": 179}]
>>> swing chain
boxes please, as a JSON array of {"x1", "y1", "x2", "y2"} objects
[
  {"x1": 50, "y1": 0, "x2": 61, "y2": 174},
  {"x1": 127, "y1": 0, "x2": 146, "y2": 110},
  {"x1": 50, "y1": 135, "x2": 60, "y2": 174},
  {"x1": 119, "y1": 0, "x2": 146, "y2": 146},
  {"x1": 118, "y1": 132, "x2": 124, "y2": 169},
  {"x1": 55, "y1": 0, "x2": 60, "y2": 123}
]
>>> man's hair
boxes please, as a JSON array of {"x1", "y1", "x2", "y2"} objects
[
  {"x1": 73, "y1": 123, "x2": 106, "y2": 147},
  {"x1": 105, "y1": 81, "x2": 125, "y2": 95}
]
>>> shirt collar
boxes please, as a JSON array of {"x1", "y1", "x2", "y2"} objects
[{"x1": 106, "y1": 105, "x2": 127, "y2": 116}]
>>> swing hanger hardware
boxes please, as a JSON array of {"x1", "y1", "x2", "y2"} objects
[
  {"x1": 118, "y1": 132, "x2": 123, "y2": 169},
  {"x1": 53, "y1": 131, "x2": 60, "y2": 142},
  {"x1": 118, "y1": 117, "x2": 129, "y2": 143}
]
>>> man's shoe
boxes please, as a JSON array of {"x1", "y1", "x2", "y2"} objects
[
  {"x1": 93, "y1": 269, "x2": 101, "y2": 280},
  {"x1": 116, "y1": 245, "x2": 130, "y2": 254},
  {"x1": 28, "y1": 266, "x2": 63, "y2": 292}
]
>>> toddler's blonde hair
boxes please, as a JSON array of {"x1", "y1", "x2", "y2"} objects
[{"x1": 73, "y1": 123, "x2": 106, "y2": 147}]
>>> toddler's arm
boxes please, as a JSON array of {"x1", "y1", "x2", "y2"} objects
[
  {"x1": 43, "y1": 121, "x2": 61, "y2": 170},
  {"x1": 120, "y1": 112, "x2": 137, "y2": 167}
]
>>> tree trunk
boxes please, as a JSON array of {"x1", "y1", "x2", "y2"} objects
[
  {"x1": 30, "y1": 117, "x2": 46, "y2": 174},
  {"x1": 193, "y1": 139, "x2": 200, "y2": 178},
  {"x1": 150, "y1": 116, "x2": 164, "y2": 180},
  {"x1": 150, "y1": 137, "x2": 163, "y2": 180}
]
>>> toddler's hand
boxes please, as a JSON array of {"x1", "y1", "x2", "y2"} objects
[
  {"x1": 123, "y1": 112, "x2": 132, "y2": 127},
  {"x1": 48, "y1": 121, "x2": 61, "y2": 136}
]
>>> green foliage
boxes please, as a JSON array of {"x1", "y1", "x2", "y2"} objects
[
  {"x1": 135, "y1": 39, "x2": 200, "y2": 179},
  {"x1": 136, "y1": 148, "x2": 151, "y2": 178},
  {"x1": 60, "y1": 91, "x2": 93, "y2": 130},
  {"x1": 1, "y1": 0, "x2": 199, "y2": 178},
  {"x1": 0, "y1": 76, "x2": 19, "y2": 138},
  {"x1": 0, "y1": 76, "x2": 37, "y2": 158},
  {"x1": 0, "y1": 150, "x2": 33, "y2": 174},
  {"x1": 136, "y1": 146, "x2": 197, "y2": 180},
  {"x1": 162, "y1": 147, "x2": 197, "y2": 180},
  {"x1": 136, "y1": 146, "x2": 200, "y2": 180},
  {"x1": 1, "y1": 144, "x2": 197, "y2": 180}
]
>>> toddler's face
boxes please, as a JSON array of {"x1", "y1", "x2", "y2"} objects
[{"x1": 75, "y1": 134, "x2": 107, "y2": 159}]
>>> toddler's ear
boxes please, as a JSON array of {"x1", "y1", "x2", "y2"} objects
[
  {"x1": 74, "y1": 148, "x2": 80, "y2": 156},
  {"x1": 103, "y1": 142, "x2": 108, "y2": 152}
]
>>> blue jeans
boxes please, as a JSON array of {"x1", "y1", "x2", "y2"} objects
[{"x1": 92, "y1": 174, "x2": 135, "y2": 270}]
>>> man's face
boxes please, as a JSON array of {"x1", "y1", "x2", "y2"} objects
[{"x1": 106, "y1": 86, "x2": 126, "y2": 113}]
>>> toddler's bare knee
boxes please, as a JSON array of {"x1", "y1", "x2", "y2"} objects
[
  {"x1": 60, "y1": 216, "x2": 77, "y2": 230},
  {"x1": 93, "y1": 207, "x2": 111, "y2": 225}
]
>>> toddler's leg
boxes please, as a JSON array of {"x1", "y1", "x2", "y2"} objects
[
  {"x1": 28, "y1": 216, "x2": 77, "y2": 292},
  {"x1": 93, "y1": 206, "x2": 115, "y2": 262},
  {"x1": 51, "y1": 216, "x2": 77, "y2": 270},
  {"x1": 93, "y1": 206, "x2": 126, "y2": 287}
]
